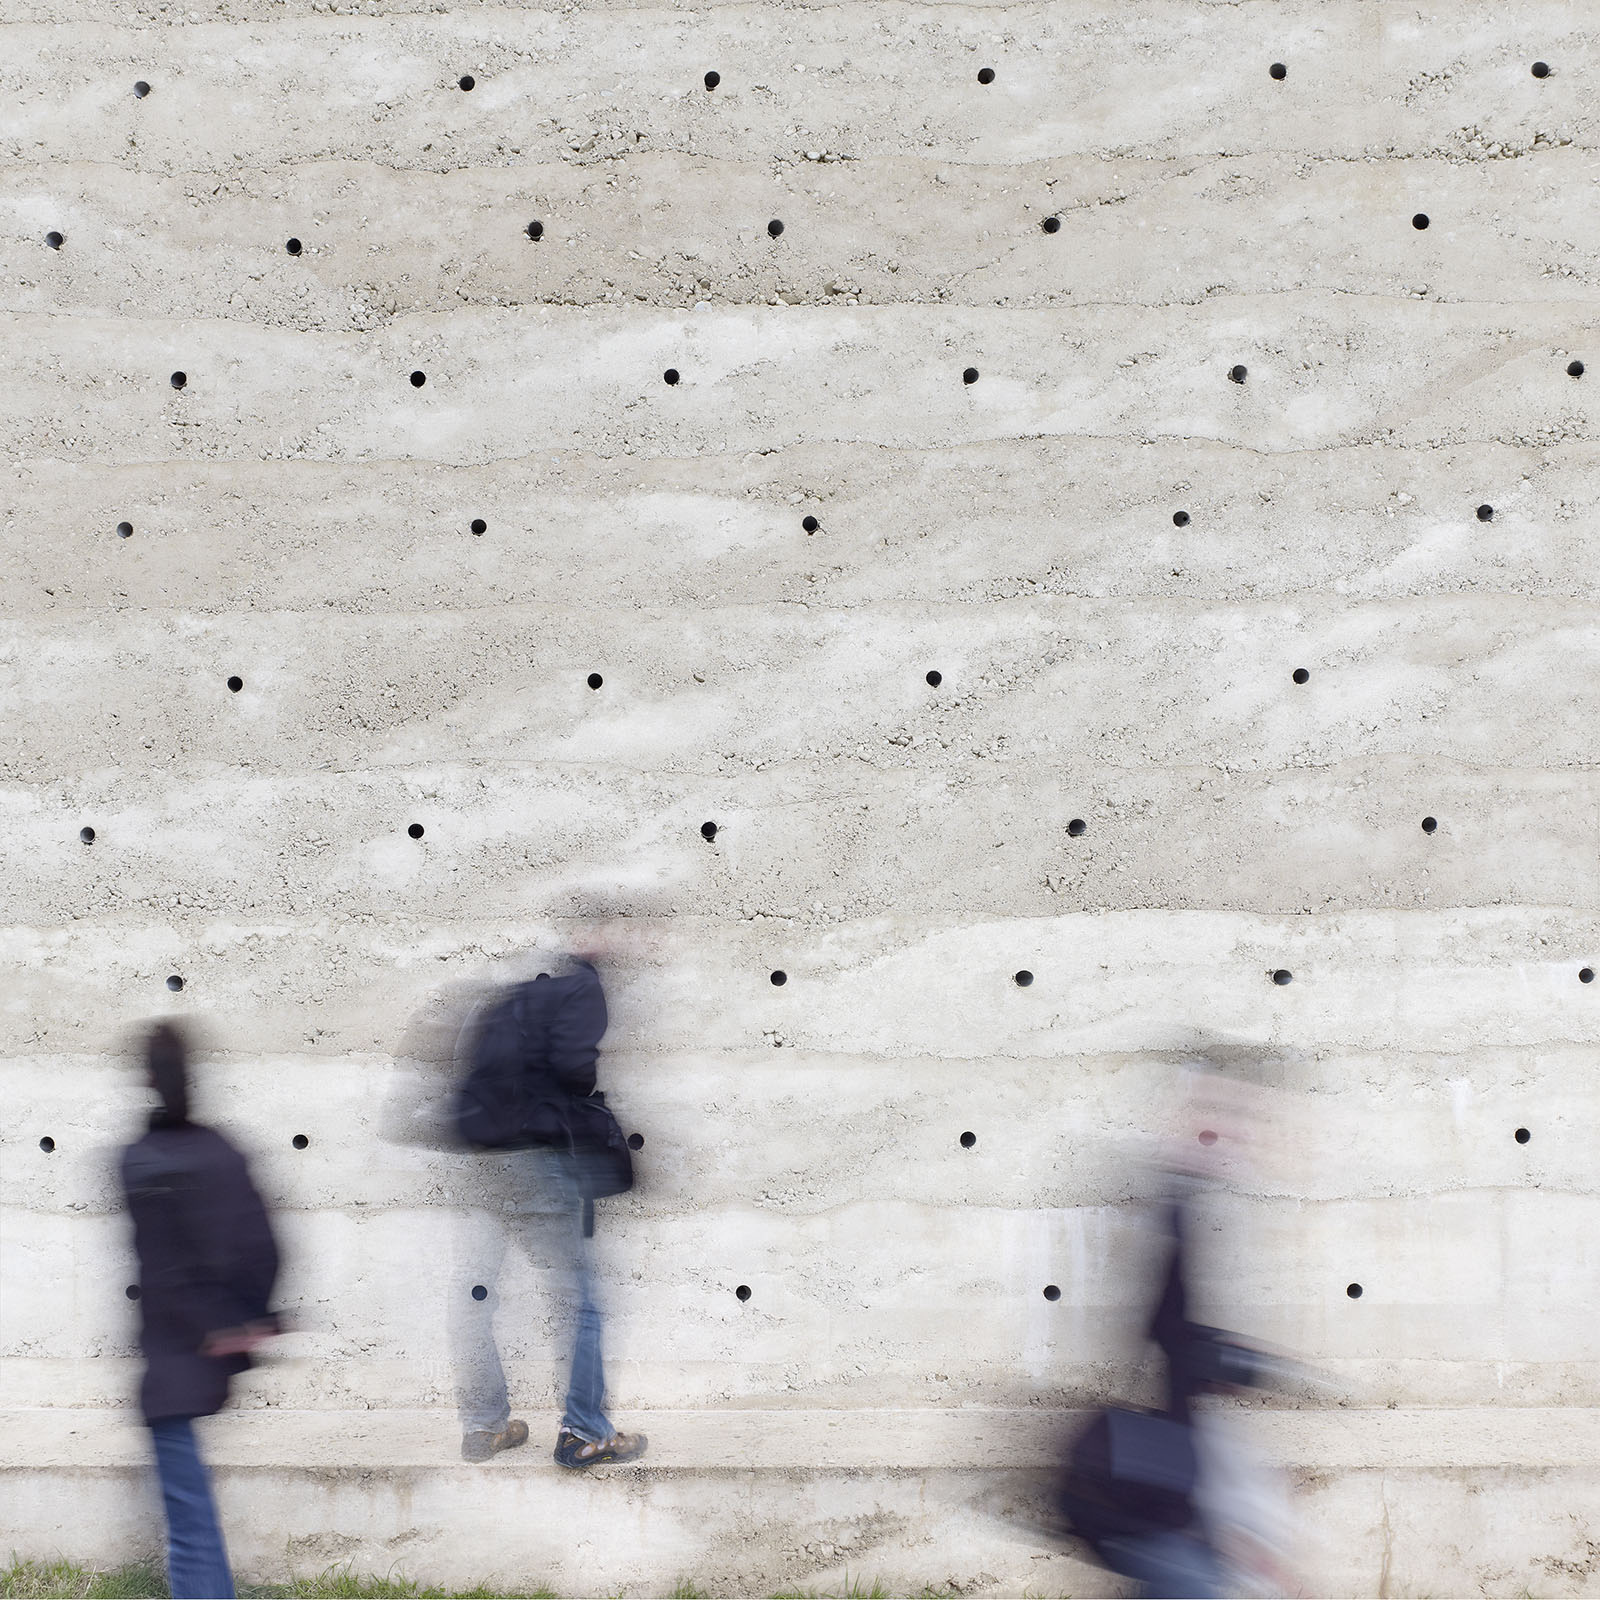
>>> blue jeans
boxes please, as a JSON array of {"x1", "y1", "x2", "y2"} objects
[
  {"x1": 453, "y1": 1149, "x2": 612, "y2": 1444},
  {"x1": 149, "y1": 1417, "x2": 235, "y2": 1600}
]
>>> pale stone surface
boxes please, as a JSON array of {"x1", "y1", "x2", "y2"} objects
[{"x1": 3, "y1": 0, "x2": 1598, "y2": 1594}]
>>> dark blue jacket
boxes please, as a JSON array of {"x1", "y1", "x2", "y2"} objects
[
  {"x1": 456, "y1": 963, "x2": 609, "y2": 1148},
  {"x1": 526, "y1": 962, "x2": 608, "y2": 1098},
  {"x1": 119, "y1": 1118, "x2": 280, "y2": 1423}
]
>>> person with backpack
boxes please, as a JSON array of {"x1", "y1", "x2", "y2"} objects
[
  {"x1": 119, "y1": 1022, "x2": 281, "y2": 1600},
  {"x1": 451, "y1": 952, "x2": 645, "y2": 1469},
  {"x1": 1057, "y1": 1159, "x2": 1300, "y2": 1595}
]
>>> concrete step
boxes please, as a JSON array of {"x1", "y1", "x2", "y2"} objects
[{"x1": 5, "y1": 1406, "x2": 1599, "y2": 1596}]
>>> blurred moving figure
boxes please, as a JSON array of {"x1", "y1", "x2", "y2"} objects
[
  {"x1": 1058, "y1": 1190, "x2": 1297, "y2": 1596},
  {"x1": 450, "y1": 952, "x2": 645, "y2": 1469},
  {"x1": 119, "y1": 1022, "x2": 281, "y2": 1600}
]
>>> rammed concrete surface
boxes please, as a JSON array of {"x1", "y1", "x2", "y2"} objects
[{"x1": 2, "y1": 1, "x2": 1598, "y2": 1595}]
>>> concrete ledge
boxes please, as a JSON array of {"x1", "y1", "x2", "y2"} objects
[{"x1": 9, "y1": 1405, "x2": 1600, "y2": 1471}]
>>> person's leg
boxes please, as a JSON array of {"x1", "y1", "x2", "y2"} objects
[
  {"x1": 450, "y1": 1198, "x2": 514, "y2": 1444},
  {"x1": 554, "y1": 1151, "x2": 614, "y2": 1444},
  {"x1": 149, "y1": 1417, "x2": 235, "y2": 1600}
]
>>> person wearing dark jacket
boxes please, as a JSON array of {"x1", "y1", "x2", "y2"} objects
[
  {"x1": 451, "y1": 956, "x2": 646, "y2": 1468},
  {"x1": 119, "y1": 1022, "x2": 280, "y2": 1600}
]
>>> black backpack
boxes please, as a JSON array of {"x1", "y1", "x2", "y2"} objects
[
  {"x1": 453, "y1": 981, "x2": 634, "y2": 1215},
  {"x1": 1057, "y1": 1406, "x2": 1198, "y2": 1556}
]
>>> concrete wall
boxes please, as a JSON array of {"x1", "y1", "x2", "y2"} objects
[{"x1": 3, "y1": 1, "x2": 1599, "y2": 1593}]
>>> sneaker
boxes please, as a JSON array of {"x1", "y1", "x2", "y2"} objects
[
  {"x1": 461, "y1": 1418, "x2": 529, "y2": 1462},
  {"x1": 554, "y1": 1426, "x2": 648, "y2": 1468}
]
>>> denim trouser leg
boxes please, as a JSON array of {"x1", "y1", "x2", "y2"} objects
[
  {"x1": 554, "y1": 1152, "x2": 613, "y2": 1444},
  {"x1": 149, "y1": 1417, "x2": 235, "y2": 1600},
  {"x1": 451, "y1": 1202, "x2": 512, "y2": 1434}
]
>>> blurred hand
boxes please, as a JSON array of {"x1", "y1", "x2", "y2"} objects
[{"x1": 200, "y1": 1318, "x2": 280, "y2": 1357}]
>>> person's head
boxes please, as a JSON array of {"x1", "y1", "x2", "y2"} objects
[{"x1": 145, "y1": 1021, "x2": 190, "y2": 1125}]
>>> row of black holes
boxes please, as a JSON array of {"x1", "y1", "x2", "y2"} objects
[
  {"x1": 53, "y1": 664, "x2": 1525, "y2": 700},
  {"x1": 109, "y1": 1276, "x2": 1423, "y2": 1303},
  {"x1": 117, "y1": 59, "x2": 1558, "y2": 101},
  {"x1": 47, "y1": 1123, "x2": 1536, "y2": 1159},
  {"x1": 67, "y1": 815, "x2": 1538, "y2": 849},
  {"x1": 107, "y1": 503, "x2": 1520, "y2": 541},
  {"x1": 52, "y1": 192, "x2": 1573, "y2": 259},
  {"x1": 110, "y1": 965, "x2": 1600, "y2": 994},
  {"x1": 111, "y1": 358, "x2": 1589, "y2": 393}
]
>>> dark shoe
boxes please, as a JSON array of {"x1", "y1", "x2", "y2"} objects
[
  {"x1": 462, "y1": 1418, "x2": 529, "y2": 1462},
  {"x1": 554, "y1": 1425, "x2": 648, "y2": 1468}
]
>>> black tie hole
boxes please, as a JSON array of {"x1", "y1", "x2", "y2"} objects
[
  {"x1": 627, "y1": 1133, "x2": 644, "y2": 1151},
  {"x1": 1346, "y1": 1283, "x2": 1362, "y2": 1299},
  {"x1": 166, "y1": 975, "x2": 184, "y2": 992},
  {"x1": 410, "y1": 370, "x2": 427, "y2": 388},
  {"x1": 769, "y1": 970, "x2": 787, "y2": 986},
  {"x1": 704, "y1": 71, "x2": 720, "y2": 90},
  {"x1": 526, "y1": 221, "x2": 544, "y2": 241},
  {"x1": 46, "y1": 231, "x2": 64, "y2": 250},
  {"x1": 1568, "y1": 360, "x2": 1585, "y2": 378},
  {"x1": 470, "y1": 518, "x2": 487, "y2": 536},
  {"x1": 126, "y1": 1284, "x2": 142, "y2": 1300},
  {"x1": 1172, "y1": 510, "x2": 1190, "y2": 527},
  {"x1": 1292, "y1": 667, "x2": 1310, "y2": 684},
  {"x1": 79, "y1": 826, "x2": 96, "y2": 844},
  {"x1": 586, "y1": 672, "x2": 603, "y2": 690},
  {"x1": 959, "y1": 1131, "x2": 976, "y2": 1149},
  {"x1": 1532, "y1": 61, "x2": 1551, "y2": 78},
  {"x1": 1228, "y1": 364, "x2": 1248, "y2": 384},
  {"x1": 767, "y1": 219, "x2": 784, "y2": 238},
  {"x1": 116, "y1": 521, "x2": 133, "y2": 538},
  {"x1": 1042, "y1": 1284, "x2": 1061, "y2": 1301},
  {"x1": 292, "y1": 1134, "x2": 309, "y2": 1150},
  {"x1": 133, "y1": 81, "x2": 151, "y2": 98},
  {"x1": 1013, "y1": 969, "x2": 1033, "y2": 987},
  {"x1": 1514, "y1": 1127, "x2": 1531, "y2": 1144},
  {"x1": 663, "y1": 368, "x2": 680, "y2": 385},
  {"x1": 285, "y1": 238, "x2": 302, "y2": 256},
  {"x1": 1579, "y1": 967, "x2": 1594, "y2": 984},
  {"x1": 1421, "y1": 816, "x2": 1438, "y2": 834},
  {"x1": 962, "y1": 367, "x2": 979, "y2": 385},
  {"x1": 1041, "y1": 216, "x2": 1061, "y2": 233},
  {"x1": 925, "y1": 670, "x2": 942, "y2": 687},
  {"x1": 458, "y1": 74, "x2": 476, "y2": 91},
  {"x1": 701, "y1": 821, "x2": 718, "y2": 841},
  {"x1": 1412, "y1": 213, "x2": 1430, "y2": 231},
  {"x1": 1269, "y1": 62, "x2": 1287, "y2": 80},
  {"x1": 801, "y1": 515, "x2": 820, "y2": 534},
  {"x1": 39, "y1": 1136, "x2": 55, "y2": 1153},
  {"x1": 735, "y1": 1284, "x2": 751, "y2": 1302},
  {"x1": 1066, "y1": 818, "x2": 1087, "y2": 837},
  {"x1": 471, "y1": 1284, "x2": 488, "y2": 1301},
  {"x1": 170, "y1": 371, "x2": 187, "y2": 390},
  {"x1": 226, "y1": 675, "x2": 243, "y2": 693},
  {"x1": 1272, "y1": 969, "x2": 1293, "y2": 985},
  {"x1": 1476, "y1": 504, "x2": 1494, "y2": 522},
  {"x1": 407, "y1": 823, "x2": 425, "y2": 839},
  {"x1": 977, "y1": 67, "x2": 996, "y2": 84}
]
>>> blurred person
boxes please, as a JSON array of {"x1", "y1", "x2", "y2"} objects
[
  {"x1": 119, "y1": 1022, "x2": 281, "y2": 1600},
  {"x1": 450, "y1": 934, "x2": 644, "y2": 1469},
  {"x1": 1058, "y1": 1058, "x2": 1301, "y2": 1598}
]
